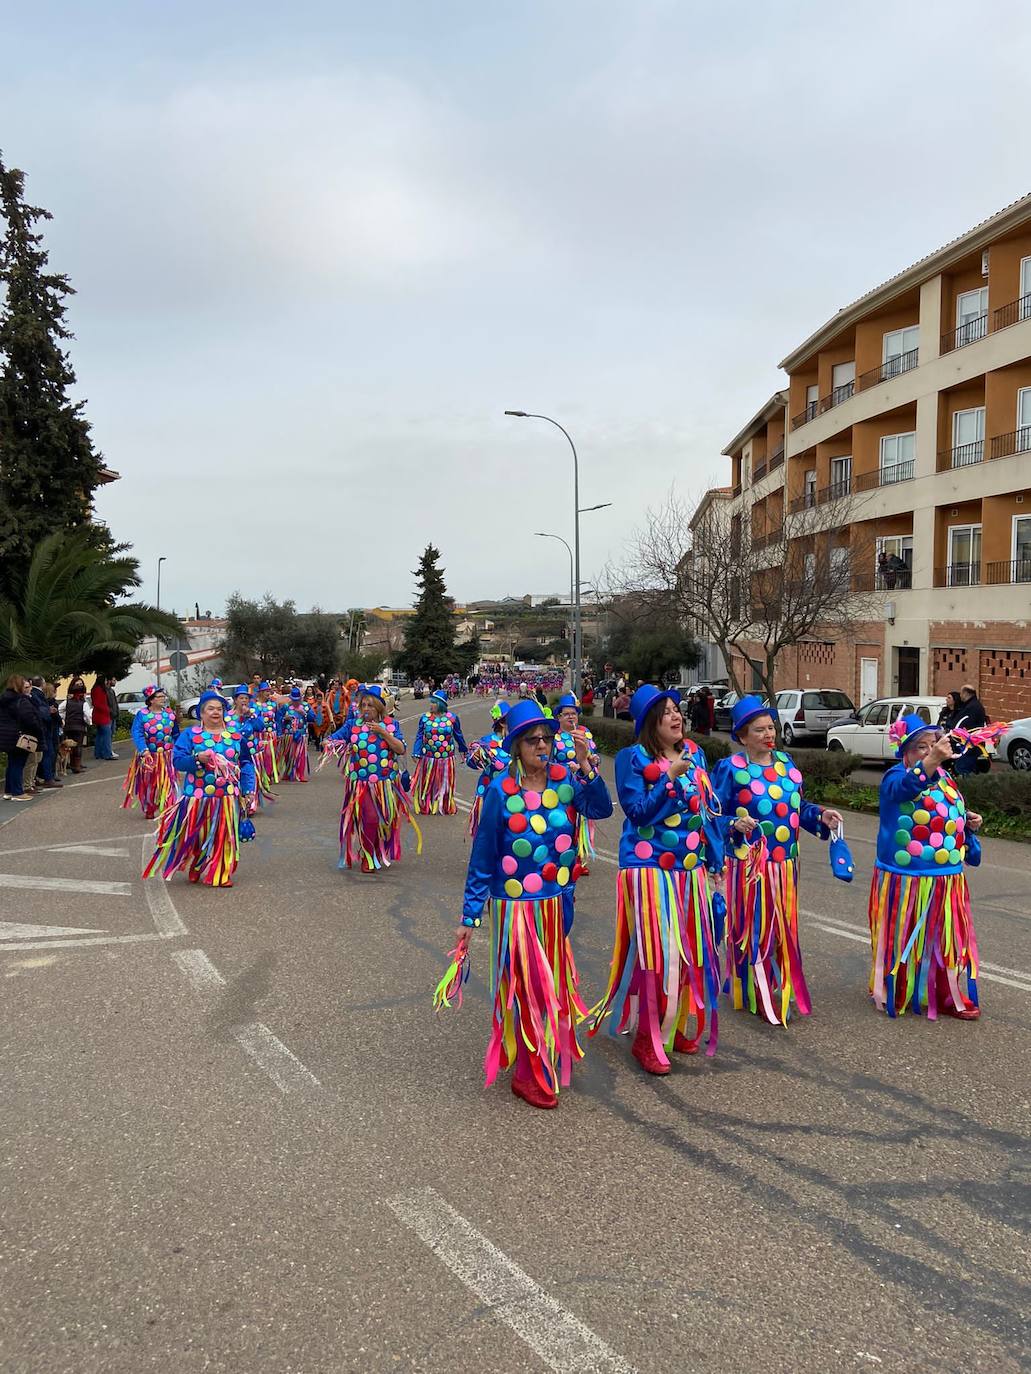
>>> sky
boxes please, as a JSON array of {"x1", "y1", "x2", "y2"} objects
[{"x1": 3, "y1": 0, "x2": 1030, "y2": 616}]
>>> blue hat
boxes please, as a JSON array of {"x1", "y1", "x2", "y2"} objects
[
  {"x1": 629, "y1": 684, "x2": 681, "y2": 737},
  {"x1": 505, "y1": 699, "x2": 559, "y2": 747},
  {"x1": 555, "y1": 693, "x2": 581, "y2": 714},
  {"x1": 290, "y1": 686, "x2": 302, "y2": 700},
  {"x1": 258, "y1": 680, "x2": 271, "y2": 692},
  {"x1": 142, "y1": 683, "x2": 163, "y2": 701},
  {"x1": 731, "y1": 695, "x2": 777, "y2": 741},
  {"x1": 197, "y1": 690, "x2": 231, "y2": 714},
  {"x1": 429, "y1": 690, "x2": 449, "y2": 709},
  {"x1": 209, "y1": 678, "x2": 223, "y2": 690},
  {"x1": 232, "y1": 684, "x2": 250, "y2": 699},
  {"x1": 358, "y1": 683, "x2": 385, "y2": 702},
  {"x1": 892, "y1": 714, "x2": 940, "y2": 759},
  {"x1": 490, "y1": 701, "x2": 511, "y2": 722}
]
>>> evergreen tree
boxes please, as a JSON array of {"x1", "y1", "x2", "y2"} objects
[
  {"x1": 397, "y1": 545, "x2": 460, "y2": 681},
  {"x1": 0, "y1": 154, "x2": 106, "y2": 590}
]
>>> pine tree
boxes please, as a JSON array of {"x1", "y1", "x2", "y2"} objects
[
  {"x1": 0, "y1": 154, "x2": 106, "y2": 591},
  {"x1": 398, "y1": 545, "x2": 460, "y2": 682}
]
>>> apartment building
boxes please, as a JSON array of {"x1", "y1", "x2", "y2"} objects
[{"x1": 720, "y1": 193, "x2": 1031, "y2": 718}]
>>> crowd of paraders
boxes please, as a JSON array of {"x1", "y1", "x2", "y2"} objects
[{"x1": 0, "y1": 668, "x2": 1003, "y2": 1111}]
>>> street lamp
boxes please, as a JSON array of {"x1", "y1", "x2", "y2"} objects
[
  {"x1": 155, "y1": 556, "x2": 167, "y2": 685},
  {"x1": 534, "y1": 532, "x2": 574, "y2": 667},
  {"x1": 507, "y1": 412, "x2": 609, "y2": 695}
]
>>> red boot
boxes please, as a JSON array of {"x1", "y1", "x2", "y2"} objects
[
  {"x1": 673, "y1": 1031, "x2": 698, "y2": 1055},
  {"x1": 511, "y1": 1039, "x2": 558, "y2": 1109},
  {"x1": 631, "y1": 1031, "x2": 670, "y2": 1075}
]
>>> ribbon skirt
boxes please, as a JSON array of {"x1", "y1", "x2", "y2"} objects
[
  {"x1": 591, "y1": 866, "x2": 720, "y2": 1065},
  {"x1": 339, "y1": 778, "x2": 422, "y2": 873},
  {"x1": 143, "y1": 793, "x2": 240, "y2": 887},
  {"x1": 868, "y1": 867, "x2": 979, "y2": 1018},
  {"x1": 412, "y1": 755, "x2": 456, "y2": 815},
  {"x1": 279, "y1": 735, "x2": 310, "y2": 783},
  {"x1": 121, "y1": 747, "x2": 177, "y2": 821},
  {"x1": 725, "y1": 855, "x2": 810, "y2": 1024},
  {"x1": 484, "y1": 896, "x2": 587, "y2": 1095}
]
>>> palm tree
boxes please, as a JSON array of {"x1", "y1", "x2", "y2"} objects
[{"x1": 0, "y1": 530, "x2": 183, "y2": 680}]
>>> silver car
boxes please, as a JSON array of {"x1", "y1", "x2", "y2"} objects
[{"x1": 773, "y1": 689, "x2": 855, "y2": 746}]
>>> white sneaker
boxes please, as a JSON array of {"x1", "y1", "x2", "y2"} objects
[{"x1": 109, "y1": 753, "x2": 121, "y2": 760}]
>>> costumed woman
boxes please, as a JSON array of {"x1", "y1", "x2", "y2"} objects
[
  {"x1": 326, "y1": 683, "x2": 421, "y2": 873},
  {"x1": 251, "y1": 681, "x2": 280, "y2": 788},
  {"x1": 443, "y1": 700, "x2": 612, "y2": 1109},
  {"x1": 228, "y1": 685, "x2": 263, "y2": 839},
  {"x1": 411, "y1": 689, "x2": 467, "y2": 815},
  {"x1": 552, "y1": 691, "x2": 600, "y2": 873},
  {"x1": 868, "y1": 714, "x2": 983, "y2": 1020},
  {"x1": 465, "y1": 701, "x2": 510, "y2": 840},
  {"x1": 143, "y1": 689, "x2": 255, "y2": 888},
  {"x1": 711, "y1": 696, "x2": 842, "y2": 1026},
  {"x1": 122, "y1": 684, "x2": 180, "y2": 820},
  {"x1": 277, "y1": 686, "x2": 313, "y2": 782},
  {"x1": 591, "y1": 685, "x2": 724, "y2": 1075}
]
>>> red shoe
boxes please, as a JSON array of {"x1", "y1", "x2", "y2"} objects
[
  {"x1": 631, "y1": 1034, "x2": 670, "y2": 1076},
  {"x1": 511, "y1": 1074, "x2": 558, "y2": 1109},
  {"x1": 673, "y1": 1031, "x2": 699, "y2": 1055},
  {"x1": 941, "y1": 1002, "x2": 980, "y2": 1020}
]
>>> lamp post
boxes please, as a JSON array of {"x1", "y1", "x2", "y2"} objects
[
  {"x1": 155, "y1": 556, "x2": 167, "y2": 685},
  {"x1": 534, "y1": 532, "x2": 574, "y2": 673},
  {"x1": 507, "y1": 411, "x2": 610, "y2": 696}
]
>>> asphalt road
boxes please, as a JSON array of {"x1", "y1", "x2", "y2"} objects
[{"x1": 2, "y1": 697, "x2": 1030, "y2": 1373}]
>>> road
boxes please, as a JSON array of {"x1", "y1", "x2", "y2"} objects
[{"x1": 2, "y1": 695, "x2": 1029, "y2": 1373}]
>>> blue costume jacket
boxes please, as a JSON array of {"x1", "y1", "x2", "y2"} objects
[
  {"x1": 466, "y1": 731, "x2": 510, "y2": 792},
  {"x1": 276, "y1": 703, "x2": 313, "y2": 741},
  {"x1": 131, "y1": 708, "x2": 180, "y2": 754},
  {"x1": 172, "y1": 723, "x2": 255, "y2": 797},
  {"x1": 615, "y1": 741, "x2": 723, "y2": 873},
  {"x1": 875, "y1": 760, "x2": 982, "y2": 876},
  {"x1": 461, "y1": 763, "x2": 613, "y2": 925},
  {"x1": 413, "y1": 711, "x2": 467, "y2": 759},
  {"x1": 328, "y1": 716, "x2": 406, "y2": 783},
  {"x1": 711, "y1": 749, "x2": 827, "y2": 861}
]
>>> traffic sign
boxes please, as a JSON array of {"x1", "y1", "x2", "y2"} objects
[{"x1": 168, "y1": 650, "x2": 189, "y2": 671}]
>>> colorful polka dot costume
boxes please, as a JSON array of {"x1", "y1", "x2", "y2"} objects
[
  {"x1": 715, "y1": 750, "x2": 813, "y2": 864},
  {"x1": 416, "y1": 713, "x2": 458, "y2": 759},
  {"x1": 138, "y1": 709, "x2": 177, "y2": 754},
  {"x1": 279, "y1": 705, "x2": 309, "y2": 742},
  {"x1": 553, "y1": 728, "x2": 597, "y2": 770},
  {"x1": 344, "y1": 718, "x2": 403, "y2": 785},
  {"x1": 876, "y1": 762, "x2": 969, "y2": 874},
  {"x1": 468, "y1": 734, "x2": 509, "y2": 800},
  {"x1": 615, "y1": 743, "x2": 721, "y2": 873},
  {"x1": 182, "y1": 725, "x2": 243, "y2": 799}
]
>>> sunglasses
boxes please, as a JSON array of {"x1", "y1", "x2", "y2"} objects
[{"x1": 522, "y1": 731, "x2": 552, "y2": 745}]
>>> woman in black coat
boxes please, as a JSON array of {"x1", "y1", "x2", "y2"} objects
[{"x1": 0, "y1": 675, "x2": 44, "y2": 801}]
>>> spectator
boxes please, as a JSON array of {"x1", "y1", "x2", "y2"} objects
[
  {"x1": 689, "y1": 687, "x2": 713, "y2": 735},
  {"x1": 937, "y1": 691, "x2": 963, "y2": 733},
  {"x1": 0, "y1": 674, "x2": 44, "y2": 801},
  {"x1": 106, "y1": 676, "x2": 120, "y2": 747},
  {"x1": 91, "y1": 677, "x2": 116, "y2": 761},
  {"x1": 63, "y1": 678, "x2": 89, "y2": 773},
  {"x1": 44, "y1": 681, "x2": 64, "y2": 786},
  {"x1": 957, "y1": 683, "x2": 988, "y2": 730},
  {"x1": 877, "y1": 549, "x2": 895, "y2": 589},
  {"x1": 23, "y1": 677, "x2": 55, "y2": 792},
  {"x1": 582, "y1": 684, "x2": 595, "y2": 709},
  {"x1": 613, "y1": 687, "x2": 631, "y2": 720}
]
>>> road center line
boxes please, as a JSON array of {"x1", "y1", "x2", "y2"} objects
[
  {"x1": 386, "y1": 1185, "x2": 634, "y2": 1374},
  {"x1": 52, "y1": 844, "x2": 130, "y2": 858},
  {"x1": 0, "y1": 932, "x2": 170, "y2": 952},
  {"x1": 0, "y1": 832, "x2": 151, "y2": 858},
  {"x1": 141, "y1": 835, "x2": 188, "y2": 936},
  {"x1": 0, "y1": 873, "x2": 130, "y2": 896}
]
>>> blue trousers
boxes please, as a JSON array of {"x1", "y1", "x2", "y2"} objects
[{"x1": 93, "y1": 722, "x2": 114, "y2": 759}]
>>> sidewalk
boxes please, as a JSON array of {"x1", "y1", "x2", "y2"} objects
[{"x1": 0, "y1": 755, "x2": 127, "y2": 833}]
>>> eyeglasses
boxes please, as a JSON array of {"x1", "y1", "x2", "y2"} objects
[{"x1": 522, "y1": 732, "x2": 551, "y2": 745}]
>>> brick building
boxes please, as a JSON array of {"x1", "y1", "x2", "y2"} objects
[{"x1": 718, "y1": 194, "x2": 1031, "y2": 719}]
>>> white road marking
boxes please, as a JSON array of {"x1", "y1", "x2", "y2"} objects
[
  {"x1": 61, "y1": 775, "x2": 124, "y2": 787},
  {"x1": 171, "y1": 948, "x2": 321, "y2": 1094},
  {"x1": 51, "y1": 844, "x2": 130, "y2": 858},
  {"x1": 141, "y1": 834, "x2": 188, "y2": 936},
  {"x1": 0, "y1": 920, "x2": 106, "y2": 940},
  {"x1": 0, "y1": 832, "x2": 150, "y2": 858},
  {"x1": 387, "y1": 1185, "x2": 634, "y2": 1374},
  {"x1": 0, "y1": 932, "x2": 169, "y2": 952},
  {"x1": 808, "y1": 914, "x2": 1031, "y2": 992},
  {"x1": 0, "y1": 873, "x2": 130, "y2": 896}
]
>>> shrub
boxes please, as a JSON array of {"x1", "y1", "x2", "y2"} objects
[
  {"x1": 588, "y1": 717, "x2": 734, "y2": 762},
  {"x1": 958, "y1": 768, "x2": 1031, "y2": 817},
  {"x1": 114, "y1": 710, "x2": 135, "y2": 741},
  {"x1": 791, "y1": 748, "x2": 862, "y2": 798}
]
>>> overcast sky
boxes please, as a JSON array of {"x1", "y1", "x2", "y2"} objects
[{"x1": 3, "y1": 1, "x2": 1029, "y2": 615}]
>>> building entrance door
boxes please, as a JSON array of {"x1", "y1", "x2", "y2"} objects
[
  {"x1": 860, "y1": 657, "x2": 879, "y2": 705},
  {"x1": 896, "y1": 647, "x2": 920, "y2": 696}
]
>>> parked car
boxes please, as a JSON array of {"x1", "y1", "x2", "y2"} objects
[
  {"x1": 826, "y1": 696, "x2": 945, "y2": 762},
  {"x1": 713, "y1": 690, "x2": 742, "y2": 733},
  {"x1": 180, "y1": 696, "x2": 202, "y2": 720},
  {"x1": 773, "y1": 689, "x2": 856, "y2": 746},
  {"x1": 115, "y1": 690, "x2": 151, "y2": 717},
  {"x1": 998, "y1": 718, "x2": 1031, "y2": 771}
]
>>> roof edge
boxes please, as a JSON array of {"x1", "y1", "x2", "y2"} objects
[{"x1": 721, "y1": 390, "x2": 788, "y2": 456}]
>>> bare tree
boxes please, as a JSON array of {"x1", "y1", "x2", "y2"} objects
[{"x1": 607, "y1": 486, "x2": 877, "y2": 706}]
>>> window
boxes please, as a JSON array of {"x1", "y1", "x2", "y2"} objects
[
  {"x1": 951, "y1": 407, "x2": 985, "y2": 466},
  {"x1": 830, "y1": 544, "x2": 850, "y2": 575},
  {"x1": 880, "y1": 432, "x2": 915, "y2": 483},
  {"x1": 775, "y1": 691, "x2": 797, "y2": 709},
  {"x1": 804, "y1": 551, "x2": 816, "y2": 581},
  {"x1": 809, "y1": 691, "x2": 854, "y2": 710},
  {"x1": 955, "y1": 287, "x2": 988, "y2": 345},
  {"x1": 805, "y1": 384, "x2": 819, "y2": 422},
  {"x1": 831, "y1": 361, "x2": 855, "y2": 405},
  {"x1": 948, "y1": 524, "x2": 982, "y2": 586},
  {"x1": 1021, "y1": 256, "x2": 1031, "y2": 321},
  {"x1": 888, "y1": 703, "x2": 906, "y2": 723},
  {"x1": 804, "y1": 469, "x2": 817, "y2": 508},
  {"x1": 829, "y1": 455, "x2": 852, "y2": 497},
  {"x1": 876, "y1": 535, "x2": 913, "y2": 589},
  {"x1": 865, "y1": 703, "x2": 890, "y2": 726},
  {"x1": 1013, "y1": 515, "x2": 1031, "y2": 584},
  {"x1": 882, "y1": 326, "x2": 919, "y2": 377},
  {"x1": 1018, "y1": 388, "x2": 1031, "y2": 454}
]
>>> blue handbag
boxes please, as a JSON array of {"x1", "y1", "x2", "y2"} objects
[{"x1": 828, "y1": 822, "x2": 855, "y2": 882}]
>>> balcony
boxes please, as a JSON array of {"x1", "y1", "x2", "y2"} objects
[
  {"x1": 753, "y1": 459, "x2": 768, "y2": 481},
  {"x1": 852, "y1": 568, "x2": 913, "y2": 593},
  {"x1": 752, "y1": 526, "x2": 784, "y2": 551},
  {"x1": 994, "y1": 293, "x2": 1031, "y2": 331},
  {"x1": 854, "y1": 460, "x2": 915, "y2": 491},
  {"x1": 732, "y1": 482, "x2": 743, "y2": 498},
  {"x1": 937, "y1": 439, "x2": 985, "y2": 470},
  {"x1": 789, "y1": 379, "x2": 856, "y2": 431},
  {"x1": 788, "y1": 491, "x2": 817, "y2": 515},
  {"x1": 791, "y1": 399, "x2": 820, "y2": 430},
  {"x1": 934, "y1": 562, "x2": 982, "y2": 588},
  {"x1": 941, "y1": 314, "x2": 988, "y2": 354},
  {"x1": 769, "y1": 443, "x2": 785, "y2": 470},
  {"x1": 857, "y1": 348, "x2": 919, "y2": 392},
  {"x1": 986, "y1": 558, "x2": 1031, "y2": 585},
  {"x1": 989, "y1": 427, "x2": 1031, "y2": 461}
]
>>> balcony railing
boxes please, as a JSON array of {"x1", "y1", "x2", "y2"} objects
[
  {"x1": 854, "y1": 460, "x2": 916, "y2": 491},
  {"x1": 753, "y1": 459, "x2": 768, "y2": 481},
  {"x1": 989, "y1": 427, "x2": 1031, "y2": 461},
  {"x1": 788, "y1": 491, "x2": 818, "y2": 514},
  {"x1": 994, "y1": 293, "x2": 1031, "y2": 331},
  {"x1": 857, "y1": 348, "x2": 919, "y2": 392},
  {"x1": 986, "y1": 558, "x2": 1031, "y2": 585},
  {"x1": 752, "y1": 526, "x2": 784, "y2": 550},
  {"x1": 789, "y1": 380, "x2": 856, "y2": 431},
  {"x1": 941, "y1": 314, "x2": 988, "y2": 353},
  {"x1": 934, "y1": 562, "x2": 982, "y2": 588},
  {"x1": 852, "y1": 568, "x2": 913, "y2": 593},
  {"x1": 791, "y1": 400, "x2": 820, "y2": 430},
  {"x1": 732, "y1": 482, "x2": 742, "y2": 498},
  {"x1": 938, "y1": 439, "x2": 985, "y2": 470},
  {"x1": 769, "y1": 443, "x2": 785, "y2": 470}
]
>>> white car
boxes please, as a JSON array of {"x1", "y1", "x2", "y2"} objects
[
  {"x1": 826, "y1": 696, "x2": 945, "y2": 762},
  {"x1": 773, "y1": 689, "x2": 856, "y2": 746},
  {"x1": 115, "y1": 691, "x2": 151, "y2": 717},
  {"x1": 998, "y1": 718, "x2": 1031, "y2": 771}
]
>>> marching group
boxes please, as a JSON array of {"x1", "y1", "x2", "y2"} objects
[{"x1": 115, "y1": 674, "x2": 990, "y2": 1112}]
